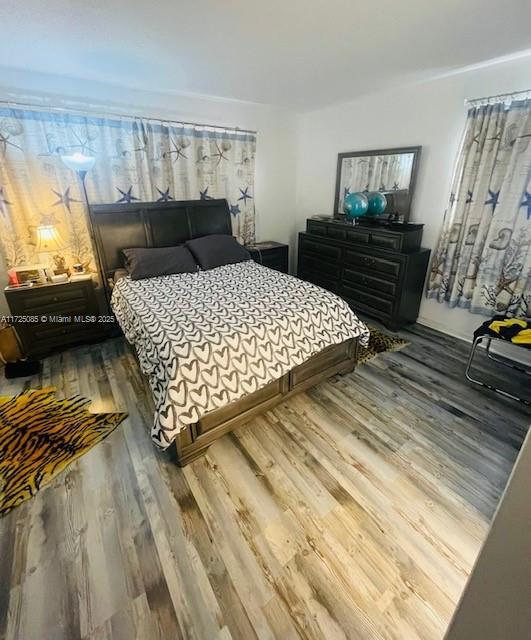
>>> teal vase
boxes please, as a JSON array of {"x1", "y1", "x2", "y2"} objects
[
  {"x1": 343, "y1": 192, "x2": 369, "y2": 220},
  {"x1": 366, "y1": 191, "x2": 387, "y2": 216}
]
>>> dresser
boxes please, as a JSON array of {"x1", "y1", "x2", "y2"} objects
[
  {"x1": 246, "y1": 241, "x2": 289, "y2": 273},
  {"x1": 297, "y1": 218, "x2": 430, "y2": 330},
  {"x1": 5, "y1": 279, "x2": 106, "y2": 358}
]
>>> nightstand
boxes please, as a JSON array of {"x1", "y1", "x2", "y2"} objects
[
  {"x1": 246, "y1": 241, "x2": 289, "y2": 273},
  {"x1": 4, "y1": 279, "x2": 107, "y2": 358}
]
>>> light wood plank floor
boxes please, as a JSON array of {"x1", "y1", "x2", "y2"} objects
[{"x1": 0, "y1": 324, "x2": 529, "y2": 640}]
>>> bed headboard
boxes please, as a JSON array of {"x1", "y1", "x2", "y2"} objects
[{"x1": 89, "y1": 198, "x2": 232, "y2": 292}]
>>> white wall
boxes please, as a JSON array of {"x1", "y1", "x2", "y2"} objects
[
  {"x1": 294, "y1": 54, "x2": 531, "y2": 342},
  {"x1": 0, "y1": 67, "x2": 298, "y2": 315}
]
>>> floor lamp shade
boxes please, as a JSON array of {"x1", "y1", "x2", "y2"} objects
[{"x1": 60, "y1": 152, "x2": 96, "y2": 173}]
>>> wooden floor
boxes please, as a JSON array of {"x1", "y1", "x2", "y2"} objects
[{"x1": 0, "y1": 324, "x2": 529, "y2": 640}]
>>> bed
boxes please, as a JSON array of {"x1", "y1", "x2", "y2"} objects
[{"x1": 90, "y1": 199, "x2": 369, "y2": 465}]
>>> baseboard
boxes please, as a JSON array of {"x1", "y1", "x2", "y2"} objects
[{"x1": 416, "y1": 315, "x2": 471, "y2": 344}]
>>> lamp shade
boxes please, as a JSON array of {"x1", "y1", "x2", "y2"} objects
[
  {"x1": 60, "y1": 152, "x2": 96, "y2": 173},
  {"x1": 35, "y1": 225, "x2": 64, "y2": 253}
]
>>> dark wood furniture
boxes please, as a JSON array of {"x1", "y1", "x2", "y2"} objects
[
  {"x1": 90, "y1": 198, "x2": 234, "y2": 307},
  {"x1": 298, "y1": 218, "x2": 430, "y2": 330},
  {"x1": 246, "y1": 241, "x2": 289, "y2": 273},
  {"x1": 5, "y1": 279, "x2": 104, "y2": 358},
  {"x1": 90, "y1": 198, "x2": 360, "y2": 465}
]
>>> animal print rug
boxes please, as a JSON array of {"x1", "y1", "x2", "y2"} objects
[
  {"x1": 0, "y1": 388, "x2": 127, "y2": 515},
  {"x1": 356, "y1": 326, "x2": 409, "y2": 365}
]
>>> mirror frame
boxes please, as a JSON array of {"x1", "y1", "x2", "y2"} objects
[{"x1": 333, "y1": 146, "x2": 421, "y2": 221}]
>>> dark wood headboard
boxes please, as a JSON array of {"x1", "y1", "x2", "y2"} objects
[{"x1": 89, "y1": 198, "x2": 232, "y2": 294}]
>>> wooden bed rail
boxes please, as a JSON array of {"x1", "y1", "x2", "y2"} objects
[{"x1": 172, "y1": 337, "x2": 358, "y2": 466}]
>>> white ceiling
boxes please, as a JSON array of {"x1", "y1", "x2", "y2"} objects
[{"x1": 1, "y1": 0, "x2": 530, "y2": 109}]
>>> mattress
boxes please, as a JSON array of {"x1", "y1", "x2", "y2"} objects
[{"x1": 111, "y1": 260, "x2": 369, "y2": 448}]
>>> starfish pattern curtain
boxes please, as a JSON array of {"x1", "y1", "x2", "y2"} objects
[
  {"x1": 0, "y1": 107, "x2": 256, "y2": 273},
  {"x1": 427, "y1": 98, "x2": 531, "y2": 318}
]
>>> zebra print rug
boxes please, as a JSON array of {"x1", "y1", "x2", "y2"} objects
[{"x1": 0, "y1": 388, "x2": 127, "y2": 515}]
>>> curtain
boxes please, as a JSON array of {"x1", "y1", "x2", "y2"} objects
[
  {"x1": 0, "y1": 107, "x2": 256, "y2": 273},
  {"x1": 427, "y1": 98, "x2": 531, "y2": 318}
]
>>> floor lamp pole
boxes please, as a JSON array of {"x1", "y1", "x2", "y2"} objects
[
  {"x1": 77, "y1": 170, "x2": 112, "y2": 318},
  {"x1": 60, "y1": 153, "x2": 114, "y2": 330}
]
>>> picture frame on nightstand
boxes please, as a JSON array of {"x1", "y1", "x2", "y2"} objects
[{"x1": 9, "y1": 264, "x2": 48, "y2": 285}]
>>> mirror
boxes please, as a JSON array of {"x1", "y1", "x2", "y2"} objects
[{"x1": 334, "y1": 146, "x2": 421, "y2": 221}]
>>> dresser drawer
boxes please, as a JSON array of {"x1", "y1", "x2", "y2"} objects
[
  {"x1": 343, "y1": 268, "x2": 397, "y2": 298},
  {"x1": 298, "y1": 255, "x2": 338, "y2": 278},
  {"x1": 16, "y1": 285, "x2": 88, "y2": 312},
  {"x1": 23, "y1": 322, "x2": 100, "y2": 344},
  {"x1": 344, "y1": 250, "x2": 402, "y2": 278},
  {"x1": 33, "y1": 325, "x2": 103, "y2": 354},
  {"x1": 258, "y1": 246, "x2": 286, "y2": 260},
  {"x1": 298, "y1": 270, "x2": 339, "y2": 293},
  {"x1": 28, "y1": 320, "x2": 98, "y2": 341},
  {"x1": 299, "y1": 237, "x2": 342, "y2": 263},
  {"x1": 25, "y1": 300, "x2": 93, "y2": 318},
  {"x1": 346, "y1": 229, "x2": 369, "y2": 244},
  {"x1": 327, "y1": 227, "x2": 347, "y2": 240},
  {"x1": 342, "y1": 284, "x2": 395, "y2": 315},
  {"x1": 306, "y1": 220, "x2": 328, "y2": 236},
  {"x1": 15, "y1": 321, "x2": 102, "y2": 356},
  {"x1": 370, "y1": 233, "x2": 401, "y2": 250}
]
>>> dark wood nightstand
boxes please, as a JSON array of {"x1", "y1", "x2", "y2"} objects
[
  {"x1": 5, "y1": 279, "x2": 107, "y2": 358},
  {"x1": 246, "y1": 241, "x2": 289, "y2": 273}
]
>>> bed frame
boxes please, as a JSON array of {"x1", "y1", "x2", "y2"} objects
[{"x1": 90, "y1": 198, "x2": 359, "y2": 465}]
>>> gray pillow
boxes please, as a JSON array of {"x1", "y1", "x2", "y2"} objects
[
  {"x1": 186, "y1": 234, "x2": 250, "y2": 270},
  {"x1": 122, "y1": 245, "x2": 198, "y2": 280}
]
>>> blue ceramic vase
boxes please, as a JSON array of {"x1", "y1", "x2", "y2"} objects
[
  {"x1": 343, "y1": 192, "x2": 369, "y2": 220},
  {"x1": 366, "y1": 191, "x2": 387, "y2": 216}
]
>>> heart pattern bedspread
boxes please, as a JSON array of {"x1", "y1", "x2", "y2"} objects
[{"x1": 112, "y1": 261, "x2": 369, "y2": 448}]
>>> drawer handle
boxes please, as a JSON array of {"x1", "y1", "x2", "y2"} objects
[
  {"x1": 52, "y1": 296, "x2": 58, "y2": 302},
  {"x1": 362, "y1": 257, "x2": 376, "y2": 266}
]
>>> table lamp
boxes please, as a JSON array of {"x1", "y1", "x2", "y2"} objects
[{"x1": 35, "y1": 223, "x2": 68, "y2": 279}]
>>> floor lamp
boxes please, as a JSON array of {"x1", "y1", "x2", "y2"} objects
[{"x1": 60, "y1": 153, "x2": 111, "y2": 317}]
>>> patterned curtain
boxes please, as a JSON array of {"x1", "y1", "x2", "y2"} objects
[
  {"x1": 0, "y1": 107, "x2": 256, "y2": 273},
  {"x1": 427, "y1": 98, "x2": 531, "y2": 318}
]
